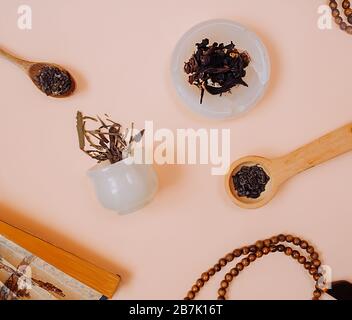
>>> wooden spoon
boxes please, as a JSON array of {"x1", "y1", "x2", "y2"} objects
[
  {"x1": 226, "y1": 123, "x2": 352, "y2": 209},
  {"x1": 0, "y1": 47, "x2": 75, "y2": 98}
]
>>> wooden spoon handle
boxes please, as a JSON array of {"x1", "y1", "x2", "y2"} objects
[
  {"x1": 277, "y1": 123, "x2": 352, "y2": 181},
  {"x1": 0, "y1": 47, "x2": 31, "y2": 70}
]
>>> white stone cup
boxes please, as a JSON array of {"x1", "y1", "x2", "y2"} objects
[{"x1": 88, "y1": 159, "x2": 158, "y2": 214}]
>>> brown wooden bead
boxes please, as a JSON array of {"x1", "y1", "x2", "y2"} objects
[
  {"x1": 335, "y1": 16, "x2": 343, "y2": 25},
  {"x1": 293, "y1": 237, "x2": 301, "y2": 246},
  {"x1": 218, "y1": 288, "x2": 226, "y2": 297},
  {"x1": 202, "y1": 272, "x2": 210, "y2": 281},
  {"x1": 256, "y1": 250, "x2": 263, "y2": 258},
  {"x1": 256, "y1": 240, "x2": 264, "y2": 249},
  {"x1": 347, "y1": 26, "x2": 352, "y2": 34},
  {"x1": 270, "y1": 246, "x2": 278, "y2": 253},
  {"x1": 343, "y1": 0, "x2": 351, "y2": 9},
  {"x1": 226, "y1": 253, "x2": 235, "y2": 262},
  {"x1": 233, "y1": 249, "x2": 242, "y2": 257},
  {"x1": 285, "y1": 247, "x2": 293, "y2": 256},
  {"x1": 262, "y1": 247, "x2": 270, "y2": 255},
  {"x1": 313, "y1": 289, "x2": 322, "y2": 298},
  {"x1": 196, "y1": 279, "x2": 204, "y2": 288},
  {"x1": 292, "y1": 250, "x2": 300, "y2": 259},
  {"x1": 298, "y1": 256, "x2": 306, "y2": 264},
  {"x1": 314, "y1": 273, "x2": 322, "y2": 281},
  {"x1": 221, "y1": 281, "x2": 229, "y2": 289},
  {"x1": 332, "y1": 9, "x2": 340, "y2": 18},
  {"x1": 300, "y1": 241, "x2": 308, "y2": 249},
  {"x1": 214, "y1": 264, "x2": 221, "y2": 272},
  {"x1": 208, "y1": 268, "x2": 216, "y2": 276},
  {"x1": 304, "y1": 262, "x2": 311, "y2": 270},
  {"x1": 242, "y1": 258, "x2": 250, "y2": 267},
  {"x1": 249, "y1": 245, "x2": 257, "y2": 253},
  {"x1": 192, "y1": 285, "x2": 200, "y2": 293},
  {"x1": 310, "y1": 252, "x2": 319, "y2": 260},
  {"x1": 219, "y1": 259, "x2": 227, "y2": 267},
  {"x1": 278, "y1": 234, "x2": 286, "y2": 242},
  {"x1": 312, "y1": 259, "x2": 321, "y2": 268},
  {"x1": 230, "y1": 268, "x2": 239, "y2": 276},
  {"x1": 315, "y1": 283, "x2": 323, "y2": 291},
  {"x1": 348, "y1": 15, "x2": 352, "y2": 24},
  {"x1": 264, "y1": 239, "x2": 272, "y2": 247},
  {"x1": 271, "y1": 236, "x2": 279, "y2": 245},
  {"x1": 248, "y1": 253, "x2": 256, "y2": 262},
  {"x1": 187, "y1": 291, "x2": 195, "y2": 299},
  {"x1": 340, "y1": 22, "x2": 348, "y2": 30},
  {"x1": 330, "y1": 1, "x2": 338, "y2": 10},
  {"x1": 345, "y1": 8, "x2": 352, "y2": 16},
  {"x1": 242, "y1": 247, "x2": 250, "y2": 255},
  {"x1": 309, "y1": 267, "x2": 318, "y2": 275},
  {"x1": 236, "y1": 263, "x2": 244, "y2": 271},
  {"x1": 277, "y1": 245, "x2": 285, "y2": 252},
  {"x1": 286, "y1": 235, "x2": 294, "y2": 243},
  {"x1": 307, "y1": 246, "x2": 315, "y2": 254},
  {"x1": 225, "y1": 273, "x2": 233, "y2": 282}
]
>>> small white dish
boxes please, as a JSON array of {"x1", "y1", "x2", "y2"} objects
[{"x1": 171, "y1": 19, "x2": 270, "y2": 120}]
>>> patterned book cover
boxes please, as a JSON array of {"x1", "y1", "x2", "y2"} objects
[{"x1": 0, "y1": 234, "x2": 105, "y2": 300}]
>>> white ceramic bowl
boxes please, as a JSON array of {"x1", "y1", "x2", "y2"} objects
[
  {"x1": 171, "y1": 19, "x2": 270, "y2": 120},
  {"x1": 88, "y1": 159, "x2": 158, "y2": 214}
]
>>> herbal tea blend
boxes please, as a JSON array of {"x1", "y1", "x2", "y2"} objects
[
  {"x1": 76, "y1": 111, "x2": 145, "y2": 164},
  {"x1": 184, "y1": 38, "x2": 251, "y2": 104},
  {"x1": 232, "y1": 165, "x2": 270, "y2": 199},
  {"x1": 34, "y1": 66, "x2": 74, "y2": 97}
]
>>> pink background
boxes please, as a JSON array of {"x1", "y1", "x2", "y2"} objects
[{"x1": 0, "y1": 0, "x2": 351, "y2": 300}]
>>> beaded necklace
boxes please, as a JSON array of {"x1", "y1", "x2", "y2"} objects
[
  {"x1": 329, "y1": 0, "x2": 352, "y2": 34},
  {"x1": 185, "y1": 234, "x2": 326, "y2": 300}
]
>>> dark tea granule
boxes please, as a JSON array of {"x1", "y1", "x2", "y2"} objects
[
  {"x1": 184, "y1": 38, "x2": 251, "y2": 104},
  {"x1": 35, "y1": 66, "x2": 73, "y2": 96},
  {"x1": 232, "y1": 165, "x2": 270, "y2": 199}
]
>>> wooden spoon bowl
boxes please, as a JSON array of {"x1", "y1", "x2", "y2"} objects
[
  {"x1": 226, "y1": 156, "x2": 279, "y2": 209},
  {"x1": 226, "y1": 123, "x2": 352, "y2": 209},
  {"x1": 0, "y1": 47, "x2": 75, "y2": 98},
  {"x1": 28, "y1": 62, "x2": 76, "y2": 98}
]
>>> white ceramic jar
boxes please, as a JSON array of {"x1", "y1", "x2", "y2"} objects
[{"x1": 88, "y1": 158, "x2": 158, "y2": 214}]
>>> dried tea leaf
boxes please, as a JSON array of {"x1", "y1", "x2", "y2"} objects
[
  {"x1": 76, "y1": 111, "x2": 86, "y2": 150},
  {"x1": 76, "y1": 112, "x2": 144, "y2": 164},
  {"x1": 83, "y1": 116, "x2": 98, "y2": 122},
  {"x1": 129, "y1": 123, "x2": 135, "y2": 144},
  {"x1": 99, "y1": 133, "x2": 109, "y2": 144},
  {"x1": 132, "y1": 129, "x2": 145, "y2": 143},
  {"x1": 97, "y1": 115, "x2": 109, "y2": 128},
  {"x1": 184, "y1": 38, "x2": 251, "y2": 104}
]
